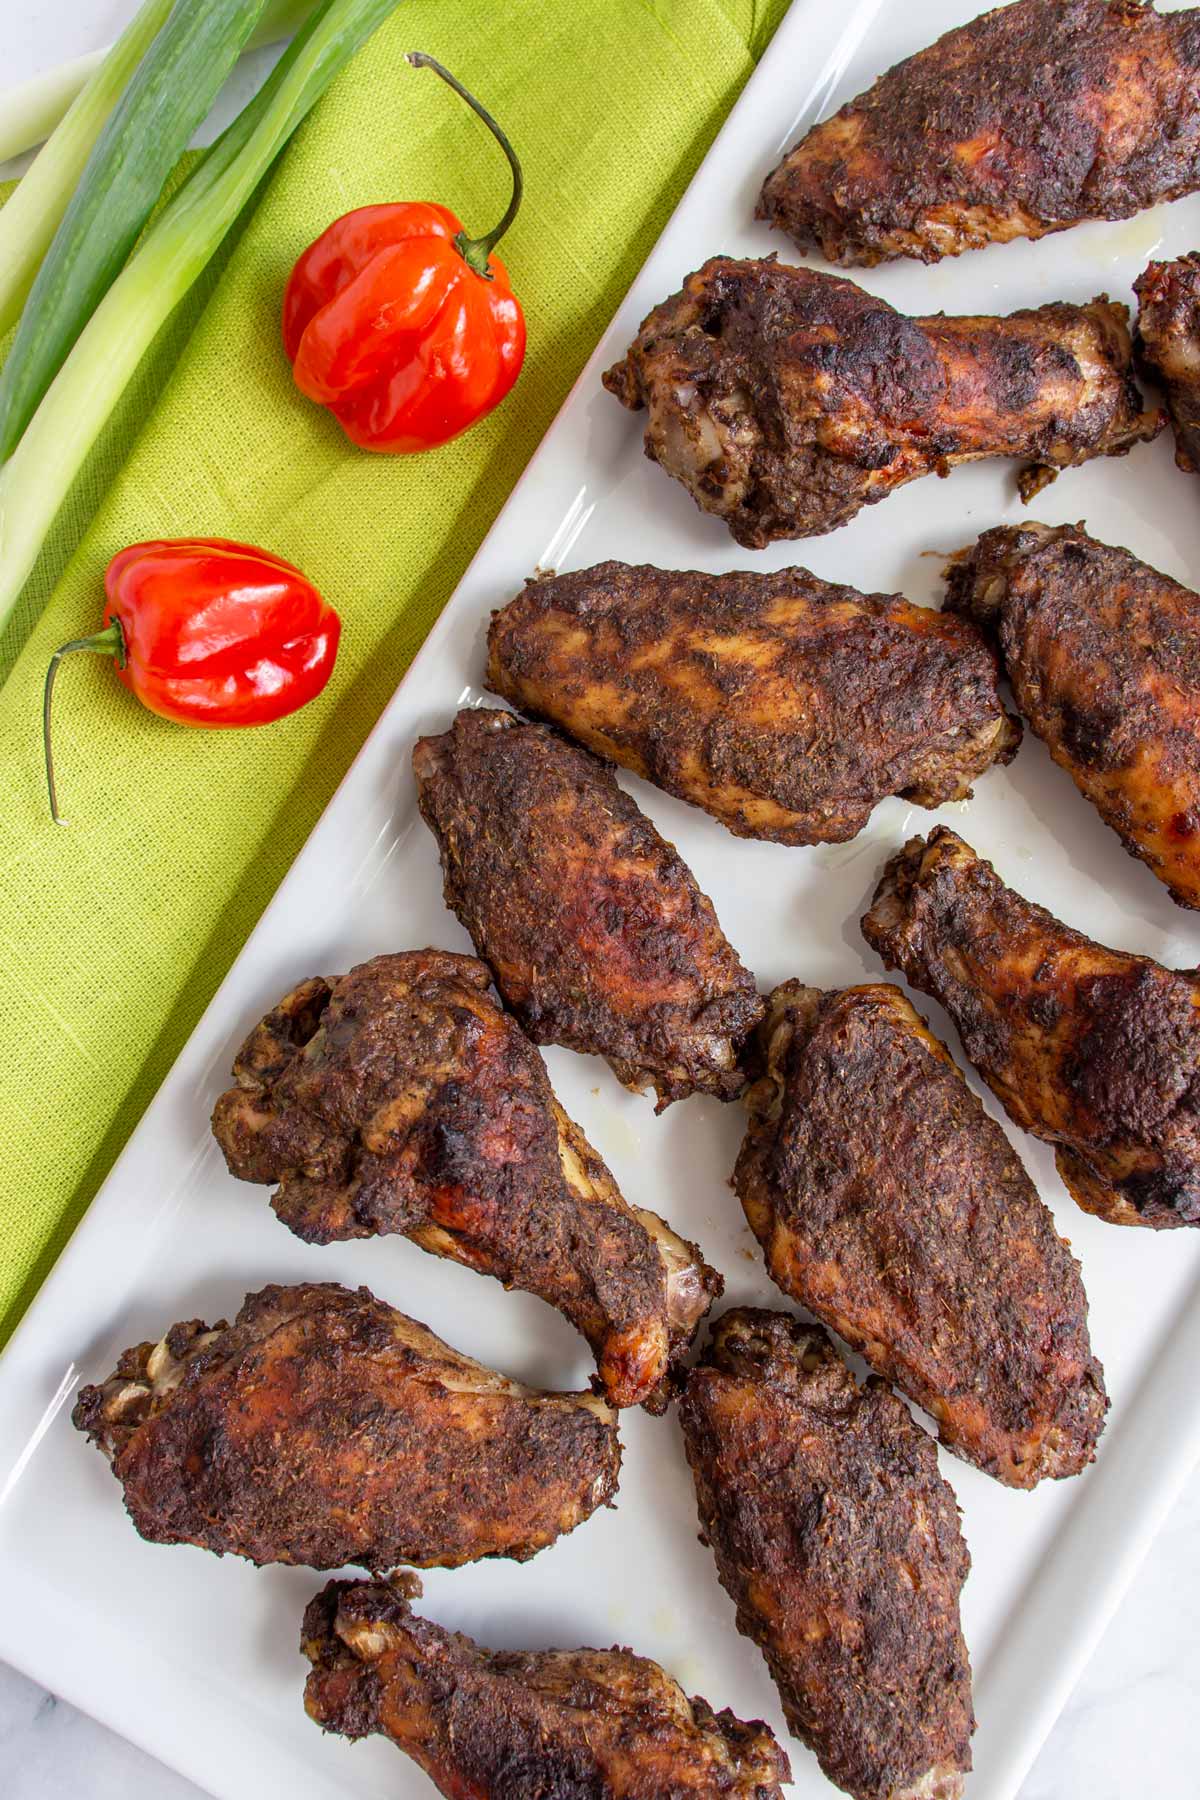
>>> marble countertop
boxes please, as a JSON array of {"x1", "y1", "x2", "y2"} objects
[{"x1": 3, "y1": 5, "x2": 1199, "y2": 1798}]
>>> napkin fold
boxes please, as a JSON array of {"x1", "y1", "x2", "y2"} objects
[{"x1": 0, "y1": 0, "x2": 790, "y2": 1343}]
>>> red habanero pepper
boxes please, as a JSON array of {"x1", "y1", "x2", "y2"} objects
[
  {"x1": 42, "y1": 538, "x2": 340, "y2": 824},
  {"x1": 282, "y1": 53, "x2": 526, "y2": 454}
]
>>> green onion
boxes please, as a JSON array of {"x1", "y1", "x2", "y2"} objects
[
  {"x1": 0, "y1": 0, "x2": 176, "y2": 340},
  {"x1": 0, "y1": 2, "x2": 317, "y2": 166},
  {"x1": 0, "y1": 53, "x2": 119, "y2": 170},
  {"x1": 0, "y1": 0, "x2": 402, "y2": 635},
  {"x1": 0, "y1": 0, "x2": 271, "y2": 460}
]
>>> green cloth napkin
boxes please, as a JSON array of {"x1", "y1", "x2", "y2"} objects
[{"x1": 0, "y1": 0, "x2": 790, "y2": 1346}]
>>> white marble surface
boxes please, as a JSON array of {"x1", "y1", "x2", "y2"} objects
[{"x1": 2, "y1": 4, "x2": 1200, "y2": 1798}]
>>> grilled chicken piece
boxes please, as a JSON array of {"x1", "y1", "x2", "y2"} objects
[
  {"x1": 758, "y1": 0, "x2": 1200, "y2": 267},
  {"x1": 946, "y1": 522, "x2": 1200, "y2": 910},
  {"x1": 603, "y1": 257, "x2": 1160, "y2": 546},
  {"x1": 413, "y1": 709, "x2": 763, "y2": 1107},
  {"x1": 303, "y1": 1578, "x2": 791, "y2": 1798},
  {"x1": 680, "y1": 1309, "x2": 974, "y2": 1800},
  {"x1": 210, "y1": 953, "x2": 720, "y2": 1411},
  {"x1": 863, "y1": 828, "x2": 1200, "y2": 1228},
  {"x1": 736, "y1": 981, "x2": 1107, "y2": 1486},
  {"x1": 1135, "y1": 252, "x2": 1200, "y2": 472},
  {"x1": 73, "y1": 1282, "x2": 620, "y2": 1569},
  {"x1": 488, "y1": 561, "x2": 1019, "y2": 845}
]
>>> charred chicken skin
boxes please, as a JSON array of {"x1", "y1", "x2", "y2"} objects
[
  {"x1": 73, "y1": 1282, "x2": 620, "y2": 1569},
  {"x1": 1135, "y1": 252, "x2": 1200, "y2": 473},
  {"x1": 864, "y1": 828, "x2": 1200, "y2": 1228},
  {"x1": 736, "y1": 981, "x2": 1107, "y2": 1486},
  {"x1": 603, "y1": 257, "x2": 1160, "y2": 546},
  {"x1": 759, "y1": 0, "x2": 1200, "y2": 267},
  {"x1": 488, "y1": 560, "x2": 1019, "y2": 844},
  {"x1": 210, "y1": 953, "x2": 720, "y2": 1411},
  {"x1": 413, "y1": 709, "x2": 763, "y2": 1107},
  {"x1": 303, "y1": 1578, "x2": 791, "y2": 1798},
  {"x1": 680, "y1": 1309, "x2": 974, "y2": 1800},
  {"x1": 946, "y1": 521, "x2": 1200, "y2": 910}
]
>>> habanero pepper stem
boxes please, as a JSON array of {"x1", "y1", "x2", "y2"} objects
[
  {"x1": 404, "y1": 52, "x2": 524, "y2": 279},
  {"x1": 43, "y1": 622, "x2": 127, "y2": 826}
]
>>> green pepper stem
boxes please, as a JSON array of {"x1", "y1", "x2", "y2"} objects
[
  {"x1": 43, "y1": 618, "x2": 126, "y2": 826},
  {"x1": 405, "y1": 51, "x2": 523, "y2": 280}
]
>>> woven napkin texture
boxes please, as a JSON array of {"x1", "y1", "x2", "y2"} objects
[{"x1": 0, "y1": 0, "x2": 790, "y2": 1343}]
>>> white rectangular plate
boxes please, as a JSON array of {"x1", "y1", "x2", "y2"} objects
[{"x1": 4, "y1": 2, "x2": 1200, "y2": 1796}]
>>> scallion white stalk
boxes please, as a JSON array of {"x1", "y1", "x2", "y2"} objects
[
  {"x1": 0, "y1": 0, "x2": 401, "y2": 636},
  {"x1": 0, "y1": 53, "x2": 111, "y2": 170}
]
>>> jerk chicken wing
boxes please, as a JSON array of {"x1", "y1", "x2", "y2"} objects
[
  {"x1": 488, "y1": 560, "x2": 1018, "y2": 844},
  {"x1": 736, "y1": 981, "x2": 1107, "y2": 1486},
  {"x1": 758, "y1": 0, "x2": 1200, "y2": 267},
  {"x1": 680, "y1": 1309, "x2": 974, "y2": 1800},
  {"x1": 73, "y1": 1282, "x2": 620, "y2": 1569},
  {"x1": 303, "y1": 1578, "x2": 791, "y2": 1798},
  {"x1": 603, "y1": 257, "x2": 1160, "y2": 546},
  {"x1": 863, "y1": 828, "x2": 1200, "y2": 1228},
  {"x1": 210, "y1": 952, "x2": 720, "y2": 1410},
  {"x1": 946, "y1": 521, "x2": 1200, "y2": 909},
  {"x1": 1135, "y1": 252, "x2": 1200, "y2": 473},
  {"x1": 413, "y1": 709, "x2": 763, "y2": 1107}
]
